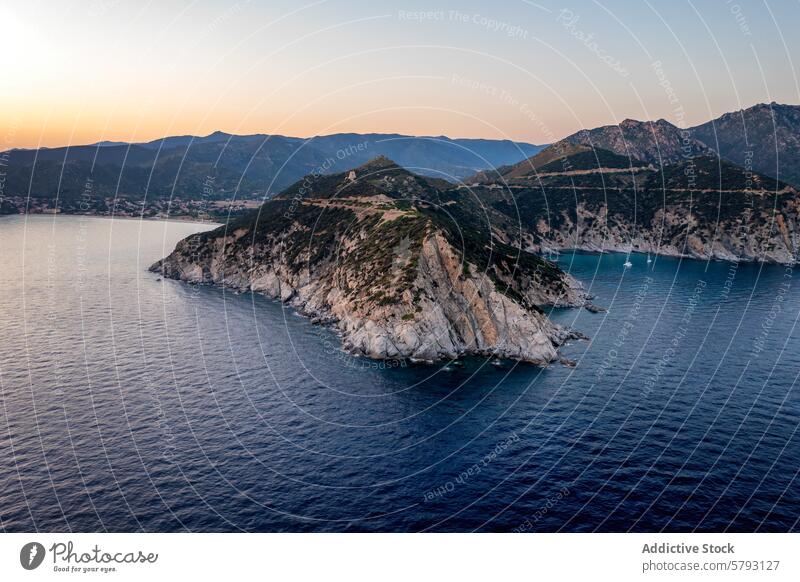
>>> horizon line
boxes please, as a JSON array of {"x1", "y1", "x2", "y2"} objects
[{"x1": 5, "y1": 99, "x2": 794, "y2": 153}]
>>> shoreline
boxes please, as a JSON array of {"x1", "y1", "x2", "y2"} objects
[
  {"x1": 548, "y1": 246, "x2": 796, "y2": 266},
  {"x1": 6, "y1": 212, "x2": 790, "y2": 265},
  {"x1": 0, "y1": 212, "x2": 223, "y2": 227}
]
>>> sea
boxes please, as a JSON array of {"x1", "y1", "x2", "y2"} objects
[{"x1": 1, "y1": 214, "x2": 798, "y2": 532}]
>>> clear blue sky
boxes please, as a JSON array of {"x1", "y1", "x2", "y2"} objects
[{"x1": 2, "y1": 0, "x2": 798, "y2": 147}]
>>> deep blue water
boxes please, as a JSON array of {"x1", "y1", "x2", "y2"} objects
[{"x1": 1, "y1": 215, "x2": 798, "y2": 532}]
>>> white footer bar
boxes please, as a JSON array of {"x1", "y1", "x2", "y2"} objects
[{"x1": 1, "y1": 533, "x2": 796, "y2": 581}]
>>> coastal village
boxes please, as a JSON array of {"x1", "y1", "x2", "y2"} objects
[{"x1": 0, "y1": 195, "x2": 264, "y2": 221}]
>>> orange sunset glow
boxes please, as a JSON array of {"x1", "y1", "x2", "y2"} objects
[{"x1": 2, "y1": 1, "x2": 799, "y2": 149}]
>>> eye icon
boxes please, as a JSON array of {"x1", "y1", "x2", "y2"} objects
[{"x1": 20, "y1": 542, "x2": 46, "y2": 570}]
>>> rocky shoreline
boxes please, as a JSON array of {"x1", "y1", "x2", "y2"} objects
[
  {"x1": 152, "y1": 158, "x2": 592, "y2": 365},
  {"x1": 152, "y1": 229, "x2": 590, "y2": 365}
]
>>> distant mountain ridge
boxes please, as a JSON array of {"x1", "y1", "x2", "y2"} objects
[
  {"x1": 3, "y1": 102, "x2": 799, "y2": 214},
  {"x1": 521, "y1": 102, "x2": 800, "y2": 187},
  {"x1": 0, "y1": 132, "x2": 544, "y2": 204},
  {"x1": 691, "y1": 102, "x2": 800, "y2": 187},
  {"x1": 562, "y1": 118, "x2": 712, "y2": 165}
]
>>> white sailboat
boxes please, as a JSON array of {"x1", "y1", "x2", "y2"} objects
[{"x1": 623, "y1": 243, "x2": 634, "y2": 268}]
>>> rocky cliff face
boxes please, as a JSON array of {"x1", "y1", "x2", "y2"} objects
[
  {"x1": 472, "y1": 148, "x2": 800, "y2": 264},
  {"x1": 152, "y1": 158, "x2": 586, "y2": 364},
  {"x1": 516, "y1": 195, "x2": 800, "y2": 264}
]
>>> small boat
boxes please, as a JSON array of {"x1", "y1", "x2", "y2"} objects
[{"x1": 623, "y1": 259, "x2": 633, "y2": 268}]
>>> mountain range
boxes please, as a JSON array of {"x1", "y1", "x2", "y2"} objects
[
  {"x1": 691, "y1": 102, "x2": 800, "y2": 187},
  {"x1": 3, "y1": 103, "x2": 799, "y2": 213},
  {"x1": 477, "y1": 102, "x2": 800, "y2": 186},
  {"x1": 0, "y1": 132, "x2": 543, "y2": 204}
]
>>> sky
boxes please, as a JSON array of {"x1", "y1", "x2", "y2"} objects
[{"x1": 2, "y1": 0, "x2": 799, "y2": 149}]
